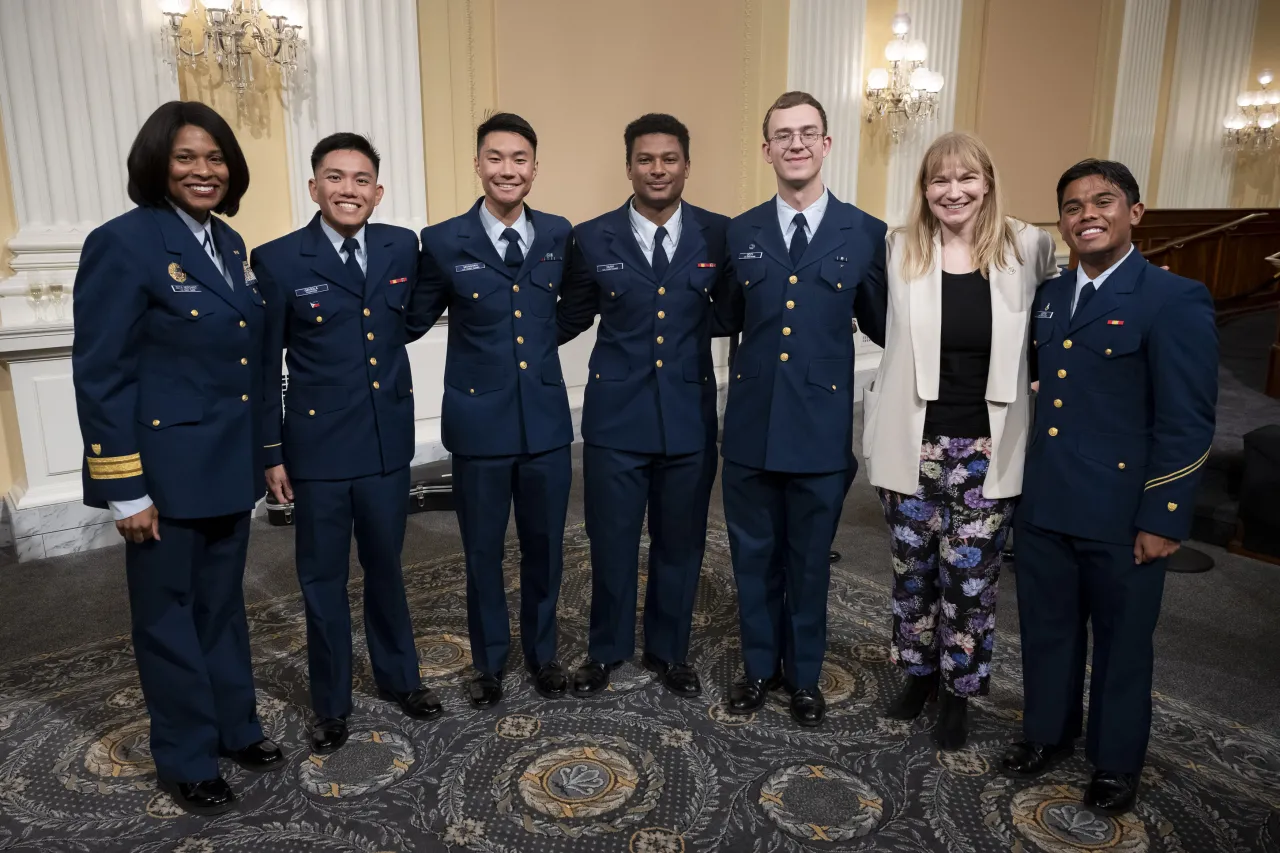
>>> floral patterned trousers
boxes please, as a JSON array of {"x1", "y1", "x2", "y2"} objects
[{"x1": 876, "y1": 435, "x2": 1016, "y2": 697}]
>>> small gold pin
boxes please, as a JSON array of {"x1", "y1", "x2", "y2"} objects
[
  {"x1": 91, "y1": 443, "x2": 101, "y2": 455},
  {"x1": 168, "y1": 262, "x2": 187, "y2": 283},
  {"x1": 233, "y1": 249, "x2": 241, "y2": 255}
]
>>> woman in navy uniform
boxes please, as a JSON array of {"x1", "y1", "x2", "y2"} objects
[{"x1": 71, "y1": 101, "x2": 282, "y2": 815}]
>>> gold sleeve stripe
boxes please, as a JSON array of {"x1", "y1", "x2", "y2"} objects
[
  {"x1": 264, "y1": 442, "x2": 282, "y2": 448},
  {"x1": 1143, "y1": 447, "x2": 1210, "y2": 491},
  {"x1": 86, "y1": 453, "x2": 143, "y2": 480}
]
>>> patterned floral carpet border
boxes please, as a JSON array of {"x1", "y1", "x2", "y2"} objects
[{"x1": 1, "y1": 524, "x2": 1278, "y2": 852}]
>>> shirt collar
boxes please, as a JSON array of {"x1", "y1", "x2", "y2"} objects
[
  {"x1": 478, "y1": 200, "x2": 532, "y2": 247},
  {"x1": 776, "y1": 187, "x2": 829, "y2": 223},
  {"x1": 319, "y1": 216, "x2": 366, "y2": 258},
  {"x1": 169, "y1": 200, "x2": 214, "y2": 243},
  {"x1": 628, "y1": 199, "x2": 682, "y2": 252},
  {"x1": 1075, "y1": 243, "x2": 1135, "y2": 288}
]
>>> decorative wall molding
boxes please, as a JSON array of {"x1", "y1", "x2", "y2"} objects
[
  {"x1": 1156, "y1": 0, "x2": 1257, "y2": 208},
  {"x1": 883, "y1": 0, "x2": 965, "y2": 227},
  {"x1": 1108, "y1": 0, "x2": 1172, "y2": 194}
]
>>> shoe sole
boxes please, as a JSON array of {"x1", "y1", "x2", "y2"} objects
[
  {"x1": 790, "y1": 711, "x2": 824, "y2": 727},
  {"x1": 157, "y1": 781, "x2": 237, "y2": 816},
  {"x1": 311, "y1": 731, "x2": 349, "y2": 756},
  {"x1": 1000, "y1": 747, "x2": 1074, "y2": 779},
  {"x1": 1082, "y1": 797, "x2": 1136, "y2": 817}
]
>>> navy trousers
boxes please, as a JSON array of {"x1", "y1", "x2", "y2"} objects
[
  {"x1": 453, "y1": 444, "x2": 571, "y2": 676},
  {"x1": 721, "y1": 461, "x2": 850, "y2": 690},
  {"x1": 293, "y1": 467, "x2": 421, "y2": 721},
  {"x1": 125, "y1": 513, "x2": 261, "y2": 783},
  {"x1": 583, "y1": 443, "x2": 716, "y2": 666},
  {"x1": 1015, "y1": 516, "x2": 1167, "y2": 774}
]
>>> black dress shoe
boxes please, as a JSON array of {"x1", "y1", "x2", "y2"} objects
[
  {"x1": 642, "y1": 652, "x2": 702, "y2": 698},
  {"x1": 157, "y1": 777, "x2": 236, "y2": 816},
  {"x1": 1000, "y1": 740, "x2": 1074, "y2": 778},
  {"x1": 829, "y1": 550, "x2": 841, "y2": 563},
  {"x1": 1084, "y1": 771, "x2": 1139, "y2": 816},
  {"x1": 311, "y1": 718, "x2": 349, "y2": 755},
  {"x1": 380, "y1": 686, "x2": 443, "y2": 719},
  {"x1": 468, "y1": 672, "x2": 503, "y2": 708},
  {"x1": 219, "y1": 738, "x2": 284, "y2": 773},
  {"x1": 790, "y1": 688, "x2": 826, "y2": 727},
  {"x1": 934, "y1": 692, "x2": 968, "y2": 750},
  {"x1": 572, "y1": 659, "x2": 618, "y2": 697},
  {"x1": 727, "y1": 673, "x2": 782, "y2": 715},
  {"x1": 884, "y1": 672, "x2": 938, "y2": 720},
  {"x1": 529, "y1": 661, "x2": 569, "y2": 699}
]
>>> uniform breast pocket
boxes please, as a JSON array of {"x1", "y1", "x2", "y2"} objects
[
  {"x1": 527, "y1": 262, "x2": 561, "y2": 317},
  {"x1": 688, "y1": 266, "x2": 716, "y2": 301},
  {"x1": 292, "y1": 293, "x2": 344, "y2": 328},
  {"x1": 597, "y1": 270, "x2": 643, "y2": 330},
  {"x1": 452, "y1": 273, "x2": 507, "y2": 325},
  {"x1": 818, "y1": 258, "x2": 855, "y2": 300},
  {"x1": 1077, "y1": 326, "x2": 1143, "y2": 394}
]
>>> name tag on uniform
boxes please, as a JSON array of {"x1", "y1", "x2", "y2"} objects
[
  {"x1": 171, "y1": 284, "x2": 201, "y2": 293},
  {"x1": 295, "y1": 284, "x2": 329, "y2": 297},
  {"x1": 242, "y1": 261, "x2": 257, "y2": 284},
  {"x1": 597, "y1": 263, "x2": 624, "y2": 272},
  {"x1": 455, "y1": 262, "x2": 485, "y2": 273},
  {"x1": 738, "y1": 251, "x2": 763, "y2": 260},
  {"x1": 1034, "y1": 302, "x2": 1053, "y2": 319}
]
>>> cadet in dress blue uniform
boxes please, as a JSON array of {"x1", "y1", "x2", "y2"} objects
[
  {"x1": 714, "y1": 92, "x2": 887, "y2": 727},
  {"x1": 72, "y1": 102, "x2": 283, "y2": 816},
  {"x1": 410, "y1": 114, "x2": 573, "y2": 708},
  {"x1": 254, "y1": 134, "x2": 441, "y2": 757},
  {"x1": 557, "y1": 114, "x2": 728, "y2": 700},
  {"x1": 1002, "y1": 160, "x2": 1218, "y2": 817}
]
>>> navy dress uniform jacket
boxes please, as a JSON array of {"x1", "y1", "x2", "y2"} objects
[
  {"x1": 411, "y1": 199, "x2": 574, "y2": 457},
  {"x1": 255, "y1": 213, "x2": 420, "y2": 480},
  {"x1": 1022, "y1": 251, "x2": 1218, "y2": 544},
  {"x1": 73, "y1": 206, "x2": 267, "y2": 515},
  {"x1": 715, "y1": 194, "x2": 888, "y2": 474},
  {"x1": 557, "y1": 201, "x2": 729, "y2": 455}
]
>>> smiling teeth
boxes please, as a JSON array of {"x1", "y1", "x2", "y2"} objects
[{"x1": 1081, "y1": 227, "x2": 1104, "y2": 236}]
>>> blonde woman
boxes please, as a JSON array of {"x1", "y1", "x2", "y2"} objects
[{"x1": 862, "y1": 132, "x2": 1058, "y2": 749}]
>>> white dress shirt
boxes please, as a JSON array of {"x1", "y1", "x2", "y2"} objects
[
  {"x1": 320, "y1": 217, "x2": 368, "y2": 274},
  {"x1": 1073, "y1": 243, "x2": 1134, "y2": 314},
  {"x1": 776, "y1": 188, "x2": 830, "y2": 246},
  {"x1": 478, "y1": 201, "x2": 534, "y2": 261},
  {"x1": 629, "y1": 200, "x2": 682, "y2": 265}
]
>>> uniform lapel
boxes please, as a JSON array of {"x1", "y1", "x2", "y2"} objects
[
  {"x1": 606, "y1": 201, "x2": 657, "y2": 286},
  {"x1": 796, "y1": 193, "x2": 848, "y2": 272},
  {"x1": 1068, "y1": 248, "x2": 1143, "y2": 333},
  {"x1": 515, "y1": 205, "x2": 557, "y2": 282},
  {"x1": 301, "y1": 213, "x2": 364, "y2": 297},
  {"x1": 363, "y1": 224, "x2": 396, "y2": 296},
  {"x1": 211, "y1": 218, "x2": 251, "y2": 311},
  {"x1": 458, "y1": 198, "x2": 514, "y2": 280},
  {"x1": 752, "y1": 200, "x2": 790, "y2": 268},
  {"x1": 154, "y1": 207, "x2": 243, "y2": 313},
  {"x1": 663, "y1": 202, "x2": 706, "y2": 284}
]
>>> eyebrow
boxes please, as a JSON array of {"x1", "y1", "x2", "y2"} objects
[
  {"x1": 773, "y1": 124, "x2": 822, "y2": 134},
  {"x1": 323, "y1": 168, "x2": 374, "y2": 178}
]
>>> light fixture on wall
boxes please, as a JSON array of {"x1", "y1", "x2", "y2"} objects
[
  {"x1": 1223, "y1": 68, "x2": 1279, "y2": 153},
  {"x1": 864, "y1": 13, "x2": 944, "y2": 143},
  {"x1": 158, "y1": 0, "x2": 307, "y2": 97}
]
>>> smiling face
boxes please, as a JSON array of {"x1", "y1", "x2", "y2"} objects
[
  {"x1": 627, "y1": 133, "x2": 688, "y2": 209},
  {"x1": 1058, "y1": 173, "x2": 1144, "y2": 267},
  {"x1": 925, "y1": 156, "x2": 990, "y2": 234},
  {"x1": 762, "y1": 104, "x2": 830, "y2": 187},
  {"x1": 167, "y1": 124, "x2": 229, "y2": 221},
  {"x1": 309, "y1": 148, "x2": 383, "y2": 237},
  {"x1": 475, "y1": 130, "x2": 537, "y2": 209}
]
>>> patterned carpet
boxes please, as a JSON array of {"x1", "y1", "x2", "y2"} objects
[{"x1": 1, "y1": 523, "x2": 1278, "y2": 852}]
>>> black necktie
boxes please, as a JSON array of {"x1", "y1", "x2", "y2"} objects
[
  {"x1": 341, "y1": 237, "x2": 362, "y2": 283},
  {"x1": 502, "y1": 227, "x2": 524, "y2": 267},
  {"x1": 1074, "y1": 281, "x2": 1097, "y2": 317},
  {"x1": 789, "y1": 212, "x2": 808, "y2": 265},
  {"x1": 652, "y1": 225, "x2": 670, "y2": 279}
]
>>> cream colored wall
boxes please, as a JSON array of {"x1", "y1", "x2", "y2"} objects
[
  {"x1": 1232, "y1": 0, "x2": 1280, "y2": 207},
  {"x1": 0, "y1": 107, "x2": 24, "y2": 493}
]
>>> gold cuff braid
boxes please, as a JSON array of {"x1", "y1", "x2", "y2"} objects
[
  {"x1": 86, "y1": 453, "x2": 143, "y2": 480},
  {"x1": 1143, "y1": 448, "x2": 1210, "y2": 491}
]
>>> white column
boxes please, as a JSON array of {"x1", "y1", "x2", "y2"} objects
[
  {"x1": 883, "y1": 0, "x2": 963, "y2": 228},
  {"x1": 283, "y1": 0, "x2": 428, "y2": 231},
  {"x1": 0, "y1": 0, "x2": 178, "y2": 309},
  {"x1": 1108, "y1": 0, "x2": 1172, "y2": 192},
  {"x1": 788, "y1": 0, "x2": 867, "y2": 205},
  {"x1": 1156, "y1": 0, "x2": 1257, "y2": 208}
]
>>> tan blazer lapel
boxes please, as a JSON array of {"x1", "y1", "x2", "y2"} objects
[
  {"x1": 909, "y1": 232, "x2": 943, "y2": 402},
  {"x1": 985, "y1": 260, "x2": 1027, "y2": 404}
]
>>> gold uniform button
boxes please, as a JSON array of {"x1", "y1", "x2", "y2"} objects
[
  {"x1": 151, "y1": 419, "x2": 160, "y2": 426},
  {"x1": 656, "y1": 336, "x2": 664, "y2": 344},
  {"x1": 789, "y1": 275, "x2": 798, "y2": 284},
  {"x1": 240, "y1": 358, "x2": 248, "y2": 365},
  {"x1": 780, "y1": 353, "x2": 789, "y2": 362},
  {"x1": 1118, "y1": 462, "x2": 1126, "y2": 470},
  {"x1": 514, "y1": 310, "x2": 522, "y2": 318},
  {"x1": 786, "y1": 300, "x2": 795, "y2": 309},
  {"x1": 367, "y1": 332, "x2": 375, "y2": 340},
  {"x1": 372, "y1": 381, "x2": 380, "y2": 389},
  {"x1": 782, "y1": 327, "x2": 791, "y2": 336},
  {"x1": 595, "y1": 374, "x2": 600, "y2": 379},
  {"x1": 657, "y1": 310, "x2": 665, "y2": 319},
  {"x1": 520, "y1": 361, "x2": 528, "y2": 369},
  {"x1": 469, "y1": 388, "x2": 475, "y2": 394},
  {"x1": 656, "y1": 359, "x2": 663, "y2": 367},
  {"x1": 744, "y1": 280, "x2": 750, "y2": 286},
  {"x1": 513, "y1": 284, "x2": 520, "y2": 292},
  {"x1": 316, "y1": 315, "x2": 323, "y2": 323},
  {"x1": 241, "y1": 394, "x2": 249, "y2": 402},
  {"x1": 658, "y1": 287, "x2": 666, "y2": 295},
  {"x1": 472, "y1": 292, "x2": 479, "y2": 299},
  {"x1": 239, "y1": 320, "x2": 246, "y2": 328},
  {"x1": 363, "y1": 308, "x2": 371, "y2": 317},
  {"x1": 1063, "y1": 339, "x2": 1073, "y2": 349},
  {"x1": 1057, "y1": 369, "x2": 1067, "y2": 378},
  {"x1": 517, "y1": 336, "x2": 525, "y2": 344},
  {"x1": 1168, "y1": 502, "x2": 1178, "y2": 511},
  {"x1": 1048, "y1": 427, "x2": 1059, "y2": 436},
  {"x1": 836, "y1": 283, "x2": 843, "y2": 289},
  {"x1": 1053, "y1": 399, "x2": 1062, "y2": 408},
  {"x1": 308, "y1": 409, "x2": 315, "y2": 416},
  {"x1": 610, "y1": 291, "x2": 616, "y2": 297},
  {"x1": 369, "y1": 357, "x2": 377, "y2": 366},
  {"x1": 190, "y1": 309, "x2": 198, "y2": 317},
  {"x1": 831, "y1": 384, "x2": 837, "y2": 390},
  {"x1": 1105, "y1": 348, "x2": 1113, "y2": 356}
]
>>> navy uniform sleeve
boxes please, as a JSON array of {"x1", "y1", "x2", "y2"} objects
[
  {"x1": 406, "y1": 230, "x2": 450, "y2": 343},
  {"x1": 556, "y1": 231, "x2": 599, "y2": 345},
  {"x1": 1134, "y1": 280, "x2": 1218, "y2": 540},
  {"x1": 71, "y1": 227, "x2": 148, "y2": 502},
  {"x1": 853, "y1": 219, "x2": 888, "y2": 348},
  {"x1": 711, "y1": 239, "x2": 744, "y2": 338},
  {"x1": 253, "y1": 249, "x2": 287, "y2": 469}
]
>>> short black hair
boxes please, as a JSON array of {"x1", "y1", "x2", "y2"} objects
[
  {"x1": 624, "y1": 113, "x2": 690, "y2": 162},
  {"x1": 476, "y1": 112, "x2": 537, "y2": 154},
  {"x1": 126, "y1": 101, "x2": 249, "y2": 216},
  {"x1": 311, "y1": 132, "x2": 380, "y2": 175},
  {"x1": 1056, "y1": 159, "x2": 1141, "y2": 211}
]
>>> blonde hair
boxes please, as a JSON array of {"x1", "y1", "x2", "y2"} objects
[{"x1": 898, "y1": 131, "x2": 1023, "y2": 281}]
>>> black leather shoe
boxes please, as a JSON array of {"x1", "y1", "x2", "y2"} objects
[
  {"x1": 1000, "y1": 740, "x2": 1074, "y2": 778},
  {"x1": 468, "y1": 672, "x2": 503, "y2": 709},
  {"x1": 380, "y1": 686, "x2": 443, "y2": 719},
  {"x1": 219, "y1": 738, "x2": 284, "y2": 773},
  {"x1": 310, "y1": 718, "x2": 349, "y2": 755},
  {"x1": 1084, "y1": 771, "x2": 1139, "y2": 816},
  {"x1": 829, "y1": 550, "x2": 841, "y2": 563},
  {"x1": 884, "y1": 672, "x2": 938, "y2": 720},
  {"x1": 790, "y1": 688, "x2": 826, "y2": 727},
  {"x1": 572, "y1": 659, "x2": 618, "y2": 697},
  {"x1": 642, "y1": 652, "x2": 702, "y2": 698},
  {"x1": 530, "y1": 661, "x2": 569, "y2": 699},
  {"x1": 157, "y1": 777, "x2": 236, "y2": 816},
  {"x1": 727, "y1": 673, "x2": 782, "y2": 714},
  {"x1": 934, "y1": 692, "x2": 968, "y2": 750}
]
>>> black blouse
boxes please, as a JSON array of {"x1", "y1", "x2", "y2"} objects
[{"x1": 923, "y1": 270, "x2": 992, "y2": 439}]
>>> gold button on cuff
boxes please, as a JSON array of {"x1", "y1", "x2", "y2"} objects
[
  {"x1": 782, "y1": 327, "x2": 791, "y2": 336},
  {"x1": 190, "y1": 309, "x2": 198, "y2": 317},
  {"x1": 1063, "y1": 339, "x2": 1072, "y2": 349},
  {"x1": 1057, "y1": 369, "x2": 1067, "y2": 378},
  {"x1": 151, "y1": 419, "x2": 160, "y2": 426},
  {"x1": 658, "y1": 287, "x2": 666, "y2": 295},
  {"x1": 657, "y1": 311, "x2": 665, "y2": 319},
  {"x1": 520, "y1": 361, "x2": 528, "y2": 369},
  {"x1": 372, "y1": 381, "x2": 380, "y2": 389},
  {"x1": 514, "y1": 310, "x2": 522, "y2": 318},
  {"x1": 512, "y1": 284, "x2": 520, "y2": 292},
  {"x1": 789, "y1": 275, "x2": 798, "y2": 284},
  {"x1": 308, "y1": 409, "x2": 315, "y2": 416},
  {"x1": 239, "y1": 320, "x2": 246, "y2": 328},
  {"x1": 363, "y1": 308, "x2": 371, "y2": 316},
  {"x1": 1168, "y1": 502, "x2": 1178, "y2": 511},
  {"x1": 241, "y1": 394, "x2": 249, "y2": 402},
  {"x1": 780, "y1": 353, "x2": 789, "y2": 362},
  {"x1": 1118, "y1": 462, "x2": 1126, "y2": 470},
  {"x1": 367, "y1": 332, "x2": 375, "y2": 340},
  {"x1": 315, "y1": 315, "x2": 323, "y2": 323},
  {"x1": 1053, "y1": 399, "x2": 1062, "y2": 408},
  {"x1": 369, "y1": 357, "x2": 377, "y2": 366},
  {"x1": 517, "y1": 336, "x2": 525, "y2": 344},
  {"x1": 1048, "y1": 427, "x2": 1059, "y2": 436},
  {"x1": 1105, "y1": 348, "x2": 1113, "y2": 356},
  {"x1": 786, "y1": 300, "x2": 795, "y2": 309},
  {"x1": 656, "y1": 359, "x2": 663, "y2": 367},
  {"x1": 240, "y1": 358, "x2": 248, "y2": 365}
]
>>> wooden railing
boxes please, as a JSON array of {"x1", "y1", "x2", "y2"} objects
[{"x1": 1142, "y1": 212, "x2": 1269, "y2": 261}]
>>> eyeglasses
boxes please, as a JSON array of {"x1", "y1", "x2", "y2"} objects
[{"x1": 769, "y1": 130, "x2": 823, "y2": 147}]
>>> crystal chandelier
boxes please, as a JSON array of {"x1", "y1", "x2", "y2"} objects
[
  {"x1": 158, "y1": 0, "x2": 307, "y2": 97},
  {"x1": 1223, "y1": 69, "x2": 1279, "y2": 153},
  {"x1": 864, "y1": 13, "x2": 944, "y2": 143}
]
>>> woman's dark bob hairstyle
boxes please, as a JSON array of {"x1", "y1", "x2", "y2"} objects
[{"x1": 126, "y1": 100, "x2": 250, "y2": 217}]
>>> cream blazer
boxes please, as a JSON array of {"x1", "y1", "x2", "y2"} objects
[{"x1": 862, "y1": 221, "x2": 1059, "y2": 499}]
